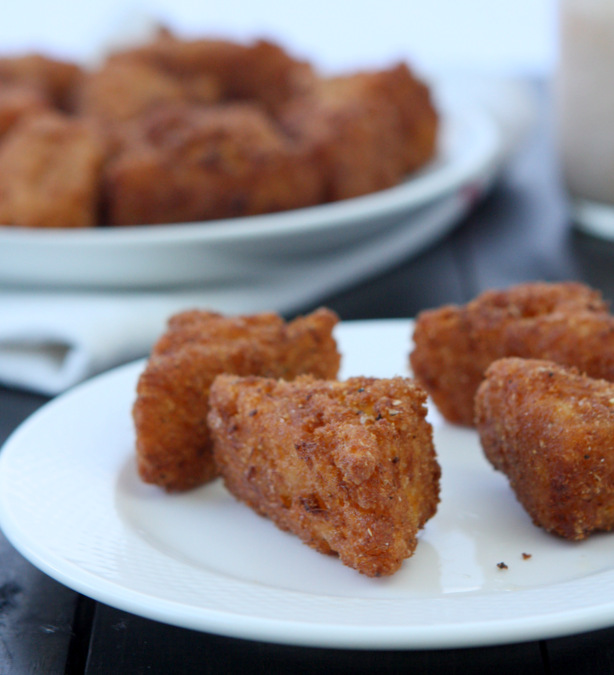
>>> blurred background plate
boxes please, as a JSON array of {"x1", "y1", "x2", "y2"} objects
[{"x1": 0, "y1": 84, "x2": 502, "y2": 290}]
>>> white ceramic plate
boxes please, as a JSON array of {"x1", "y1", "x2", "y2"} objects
[
  {"x1": 0, "y1": 89, "x2": 502, "y2": 289},
  {"x1": 4, "y1": 319, "x2": 613, "y2": 650}
]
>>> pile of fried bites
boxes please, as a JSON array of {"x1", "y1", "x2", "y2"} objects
[
  {"x1": 134, "y1": 282, "x2": 614, "y2": 578},
  {"x1": 0, "y1": 27, "x2": 438, "y2": 229}
]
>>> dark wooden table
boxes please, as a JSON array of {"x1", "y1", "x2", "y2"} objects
[{"x1": 3, "y1": 81, "x2": 614, "y2": 674}]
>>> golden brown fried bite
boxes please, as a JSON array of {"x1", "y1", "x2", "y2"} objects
[
  {"x1": 133, "y1": 308, "x2": 340, "y2": 492},
  {"x1": 476, "y1": 357, "x2": 614, "y2": 540},
  {"x1": 0, "y1": 110, "x2": 104, "y2": 228},
  {"x1": 74, "y1": 60, "x2": 190, "y2": 126},
  {"x1": 0, "y1": 84, "x2": 49, "y2": 139},
  {"x1": 0, "y1": 53, "x2": 83, "y2": 111},
  {"x1": 0, "y1": 33, "x2": 439, "y2": 228},
  {"x1": 410, "y1": 281, "x2": 614, "y2": 426},
  {"x1": 208, "y1": 374, "x2": 440, "y2": 577},
  {"x1": 103, "y1": 102, "x2": 323, "y2": 225},
  {"x1": 108, "y1": 28, "x2": 315, "y2": 114},
  {"x1": 278, "y1": 63, "x2": 438, "y2": 201}
]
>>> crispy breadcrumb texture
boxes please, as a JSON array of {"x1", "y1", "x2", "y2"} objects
[
  {"x1": 107, "y1": 29, "x2": 315, "y2": 114},
  {"x1": 409, "y1": 281, "x2": 614, "y2": 426},
  {"x1": 0, "y1": 30, "x2": 439, "y2": 227},
  {"x1": 208, "y1": 374, "x2": 440, "y2": 577},
  {"x1": 0, "y1": 110, "x2": 104, "y2": 228},
  {"x1": 103, "y1": 102, "x2": 323, "y2": 225},
  {"x1": 0, "y1": 84, "x2": 49, "y2": 140},
  {"x1": 133, "y1": 308, "x2": 340, "y2": 492},
  {"x1": 476, "y1": 357, "x2": 614, "y2": 540},
  {"x1": 74, "y1": 60, "x2": 190, "y2": 126},
  {"x1": 0, "y1": 53, "x2": 83, "y2": 111},
  {"x1": 278, "y1": 63, "x2": 438, "y2": 202}
]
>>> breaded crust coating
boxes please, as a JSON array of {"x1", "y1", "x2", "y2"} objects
[
  {"x1": 108, "y1": 29, "x2": 315, "y2": 114},
  {"x1": 0, "y1": 53, "x2": 83, "y2": 111},
  {"x1": 0, "y1": 31, "x2": 439, "y2": 227},
  {"x1": 133, "y1": 308, "x2": 340, "y2": 491},
  {"x1": 410, "y1": 281, "x2": 614, "y2": 426},
  {"x1": 0, "y1": 84, "x2": 49, "y2": 140},
  {"x1": 103, "y1": 102, "x2": 323, "y2": 225},
  {"x1": 475, "y1": 357, "x2": 614, "y2": 540},
  {"x1": 208, "y1": 374, "x2": 440, "y2": 577},
  {"x1": 278, "y1": 63, "x2": 438, "y2": 201},
  {"x1": 74, "y1": 60, "x2": 190, "y2": 126},
  {"x1": 0, "y1": 110, "x2": 104, "y2": 228}
]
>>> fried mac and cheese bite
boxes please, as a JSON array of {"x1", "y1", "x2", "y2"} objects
[
  {"x1": 208, "y1": 374, "x2": 440, "y2": 577},
  {"x1": 0, "y1": 110, "x2": 104, "y2": 228},
  {"x1": 133, "y1": 308, "x2": 340, "y2": 492},
  {"x1": 103, "y1": 102, "x2": 323, "y2": 225},
  {"x1": 0, "y1": 31, "x2": 439, "y2": 228},
  {"x1": 278, "y1": 63, "x2": 437, "y2": 202},
  {"x1": 410, "y1": 281, "x2": 614, "y2": 426},
  {"x1": 0, "y1": 53, "x2": 83, "y2": 111},
  {"x1": 475, "y1": 357, "x2": 614, "y2": 540},
  {"x1": 106, "y1": 29, "x2": 315, "y2": 115},
  {"x1": 0, "y1": 84, "x2": 48, "y2": 140},
  {"x1": 74, "y1": 59, "x2": 190, "y2": 127}
]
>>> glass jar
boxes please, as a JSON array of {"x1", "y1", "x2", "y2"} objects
[{"x1": 557, "y1": 0, "x2": 614, "y2": 236}]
